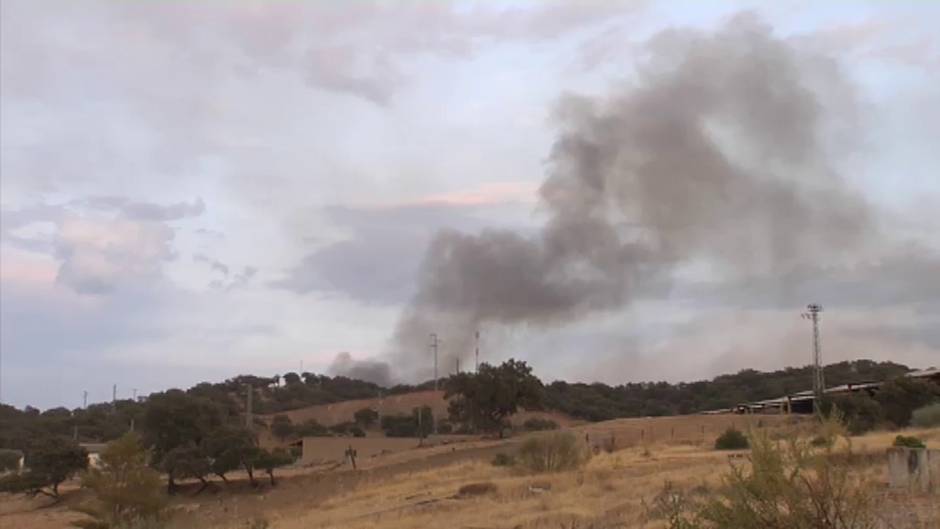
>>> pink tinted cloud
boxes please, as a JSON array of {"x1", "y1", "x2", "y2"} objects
[{"x1": 410, "y1": 181, "x2": 539, "y2": 207}]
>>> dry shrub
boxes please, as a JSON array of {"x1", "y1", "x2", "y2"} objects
[
  {"x1": 456, "y1": 482, "x2": 497, "y2": 498},
  {"x1": 655, "y1": 414, "x2": 878, "y2": 529},
  {"x1": 517, "y1": 432, "x2": 588, "y2": 473},
  {"x1": 911, "y1": 402, "x2": 940, "y2": 428}
]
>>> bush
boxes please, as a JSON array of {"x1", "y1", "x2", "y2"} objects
[
  {"x1": 517, "y1": 432, "x2": 587, "y2": 473},
  {"x1": 822, "y1": 394, "x2": 884, "y2": 435},
  {"x1": 329, "y1": 422, "x2": 361, "y2": 436},
  {"x1": 353, "y1": 408, "x2": 379, "y2": 428},
  {"x1": 271, "y1": 414, "x2": 293, "y2": 441},
  {"x1": 911, "y1": 402, "x2": 940, "y2": 428},
  {"x1": 381, "y1": 415, "x2": 419, "y2": 438},
  {"x1": 456, "y1": 482, "x2": 497, "y2": 497},
  {"x1": 72, "y1": 432, "x2": 167, "y2": 529},
  {"x1": 893, "y1": 435, "x2": 926, "y2": 449},
  {"x1": 522, "y1": 418, "x2": 559, "y2": 431},
  {"x1": 657, "y1": 415, "x2": 877, "y2": 529},
  {"x1": 491, "y1": 453, "x2": 515, "y2": 467},
  {"x1": 874, "y1": 377, "x2": 940, "y2": 428},
  {"x1": 0, "y1": 449, "x2": 22, "y2": 473},
  {"x1": 714, "y1": 428, "x2": 749, "y2": 450},
  {"x1": 437, "y1": 421, "x2": 453, "y2": 434},
  {"x1": 295, "y1": 419, "x2": 329, "y2": 437}
]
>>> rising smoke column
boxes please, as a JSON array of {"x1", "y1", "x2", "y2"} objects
[{"x1": 391, "y1": 14, "x2": 873, "y2": 380}]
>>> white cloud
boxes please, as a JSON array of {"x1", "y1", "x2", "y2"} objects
[{"x1": 54, "y1": 216, "x2": 176, "y2": 294}]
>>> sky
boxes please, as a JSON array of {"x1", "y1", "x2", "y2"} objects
[{"x1": 1, "y1": 0, "x2": 939, "y2": 410}]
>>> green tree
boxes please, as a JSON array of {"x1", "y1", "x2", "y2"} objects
[
  {"x1": 874, "y1": 377, "x2": 940, "y2": 427},
  {"x1": 282, "y1": 372, "x2": 302, "y2": 385},
  {"x1": 0, "y1": 436, "x2": 88, "y2": 500},
  {"x1": 72, "y1": 432, "x2": 166, "y2": 529},
  {"x1": 445, "y1": 359, "x2": 543, "y2": 436},
  {"x1": 353, "y1": 408, "x2": 379, "y2": 428},
  {"x1": 161, "y1": 445, "x2": 211, "y2": 495},
  {"x1": 271, "y1": 414, "x2": 294, "y2": 441},
  {"x1": 141, "y1": 390, "x2": 222, "y2": 492},
  {"x1": 252, "y1": 448, "x2": 293, "y2": 486},
  {"x1": 204, "y1": 427, "x2": 260, "y2": 485}
]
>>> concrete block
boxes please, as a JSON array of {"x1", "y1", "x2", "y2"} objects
[{"x1": 887, "y1": 447, "x2": 940, "y2": 493}]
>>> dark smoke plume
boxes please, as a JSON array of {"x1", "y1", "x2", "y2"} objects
[
  {"x1": 392, "y1": 15, "x2": 873, "y2": 379},
  {"x1": 329, "y1": 352, "x2": 393, "y2": 386}
]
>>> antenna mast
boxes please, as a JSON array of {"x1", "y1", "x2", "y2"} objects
[
  {"x1": 430, "y1": 333, "x2": 439, "y2": 391},
  {"x1": 802, "y1": 304, "x2": 825, "y2": 406},
  {"x1": 475, "y1": 331, "x2": 480, "y2": 373}
]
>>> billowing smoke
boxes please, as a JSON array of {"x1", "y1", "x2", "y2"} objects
[
  {"x1": 329, "y1": 352, "x2": 393, "y2": 386},
  {"x1": 393, "y1": 15, "x2": 874, "y2": 379}
]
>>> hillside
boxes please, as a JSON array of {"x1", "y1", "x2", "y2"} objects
[
  {"x1": 0, "y1": 359, "x2": 915, "y2": 447},
  {"x1": 260, "y1": 389, "x2": 577, "y2": 429}
]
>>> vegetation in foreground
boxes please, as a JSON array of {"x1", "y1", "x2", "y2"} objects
[{"x1": 654, "y1": 415, "x2": 879, "y2": 529}]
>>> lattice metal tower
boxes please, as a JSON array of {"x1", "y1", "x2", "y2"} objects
[{"x1": 802, "y1": 304, "x2": 825, "y2": 401}]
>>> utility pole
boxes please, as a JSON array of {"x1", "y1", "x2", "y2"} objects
[
  {"x1": 245, "y1": 384, "x2": 253, "y2": 430},
  {"x1": 132, "y1": 388, "x2": 137, "y2": 401},
  {"x1": 456, "y1": 357, "x2": 460, "y2": 374},
  {"x1": 430, "y1": 333, "x2": 439, "y2": 391},
  {"x1": 83, "y1": 390, "x2": 88, "y2": 409},
  {"x1": 112, "y1": 384, "x2": 117, "y2": 412},
  {"x1": 801, "y1": 304, "x2": 825, "y2": 407},
  {"x1": 475, "y1": 331, "x2": 480, "y2": 373}
]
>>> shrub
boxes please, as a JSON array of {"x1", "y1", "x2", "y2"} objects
[
  {"x1": 0, "y1": 449, "x2": 22, "y2": 473},
  {"x1": 353, "y1": 408, "x2": 379, "y2": 428},
  {"x1": 456, "y1": 482, "x2": 497, "y2": 497},
  {"x1": 522, "y1": 418, "x2": 559, "y2": 431},
  {"x1": 893, "y1": 435, "x2": 926, "y2": 449},
  {"x1": 72, "y1": 432, "x2": 167, "y2": 529},
  {"x1": 874, "y1": 377, "x2": 940, "y2": 428},
  {"x1": 714, "y1": 428, "x2": 749, "y2": 451},
  {"x1": 329, "y1": 422, "x2": 361, "y2": 436},
  {"x1": 823, "y1": 394, "x2": 884, "y2": 435},
  {"x1": 437, "y1": 421, "x2": 453, "y2": 434},
  {"x1": 911, "y1": 402, "x2": 940, "y2": 428},
  {"x1": 517, "y1": 432, "x2": 587, "y2": 473},
  {"x1": 381, "y1": 415, "x2": 419, "y2": 438},
  {"x1": 657, "y1": 415, "x2": 877, "y2": 529},
  {"x1": 491, "y1": 453, "x2": 515, "y2": 467},
  {"x1": 295, "y1": 419, "x2": 329, "y2": 437},
  {"x1": 270, "y1": 414, "x2": 293, "y2": 441}
]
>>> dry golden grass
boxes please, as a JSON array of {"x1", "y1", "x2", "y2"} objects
[
  {"x1": 237, "y1": 443, "x2": 759, "y2": 529},
  {"x1": 5, "y1": 416, "x2": 938, "y2": 529}
]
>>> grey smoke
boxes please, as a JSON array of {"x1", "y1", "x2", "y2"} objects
[
  {"x1": 392, "y1": 15, "x2": 877, "y2": 379},
  {"x1": 329, "y1": 352, "x2": 393, "y2": 387}
]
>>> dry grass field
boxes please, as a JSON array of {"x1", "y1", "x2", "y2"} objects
[{"x1": 2, "y1": 414, "x2": 938, "y2": 529}]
